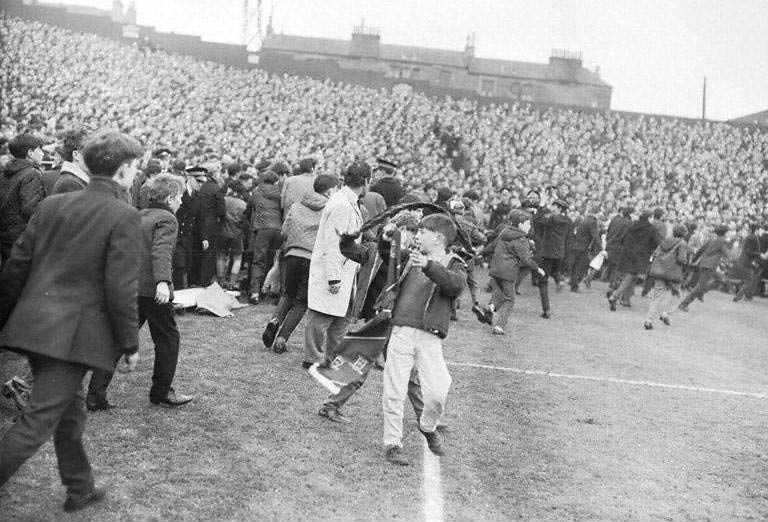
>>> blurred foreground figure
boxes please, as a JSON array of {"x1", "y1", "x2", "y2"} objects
[{"x1": 0, "y1": 131, "x2": 143, "y2": 513}]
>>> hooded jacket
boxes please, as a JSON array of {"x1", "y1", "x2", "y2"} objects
[
  {"x1": 489, "y1": 226, "x2": 539, "y2": 281},
  {"x1": 281, "y1": 191, "x2": 328, "y2": 259},
  {"x1": 248, "y1": 183, "x2": 282, "y2": 231},
  {"x1": 0, "y1": 158, "x2": 45, "y2": 245}
]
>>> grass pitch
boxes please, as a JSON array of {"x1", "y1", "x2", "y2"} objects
[{"x1": 2, "y1": 271, "x2": 768, "y2": 521}]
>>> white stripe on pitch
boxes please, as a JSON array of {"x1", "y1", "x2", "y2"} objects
[
  {"x1": 447, "y1": 361, "x2": 768, "y2": 400},
  {"x1": 422, "y1": 442, "x2": 444, "y2": 522}
]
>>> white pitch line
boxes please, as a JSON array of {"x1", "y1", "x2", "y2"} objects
[
  {"x1": 447, "y1": 361, "x2": 768, "y2": 400},
  {"x1": 422, "y1": 441, "x2": 444, "y2": 522}
]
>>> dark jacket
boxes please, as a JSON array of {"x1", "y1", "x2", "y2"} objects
[
  {"x1": 736, "y1": 234, "x2": 761, "y2": 268},
  {"x1": 176, "y1": 190, "x2": 201, "y2": 237},
  {"x1": 649, "y1": 237, "x2": 687, "y2": 282},
  {"x1": 370, "y1": 176, "x2": 403, "y2": 208},
  {"x1": 390, "y1": 253, "x2": 466, "y2": 339},
  {"x1": 489, "y1": 226, "x2": 539, "y2": 281},
  {"x1": 340, "y1": 237, "x2": 466, "y2": 339},
  {"x1": 197, "y1": 179, "x2": 226, "y2": 241},
  {"x1": 534, "y1": 209, "x2": 572, "y2": 259},
  {"x1": 41, "y1": 167, "x2": 61, "y2": 196},
  {"x1": 51, "y1": 164, "x2": 89, "y2": 195},
  {"x1": 693, "y1": 236, "x2": 730, "y2": 270},
  {"x1": 606, "y1": 214, "x2": 631, "y2": 262},
  {"x1": 0, "y1": 158, "x2": 45, "y2": 245},
  {"x1": 572, "y1": 214, "x2": 601, "y2": 256},
  {"x1": 139, "y1": 203, "x2": 177, "y2": 300},
  {"x1": 617, "y1": 218, "x2": 661, "y2": 274},
  {"x1": 0, "y1": 178, "x2": 142, "y2": 371},
  {"x1": 247, "y1": 183, "x2": 282, "y2": 231}
]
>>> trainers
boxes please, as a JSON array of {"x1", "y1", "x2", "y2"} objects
[
  {"x1": 540, "y1": 311, "x2": 551, "y2": 319},
  {"x1": 492, "y1": 326, "x2": 505, "y2": 335},
  {"x1": 272, "y1": 336, "x2": 287, "y2": 354},
  {"x1": 384, "y1": 445, "x2": 410, "y2": 466},
  {"x1": 483, "y1": 306, "x2": 494, "y2": 325},
  {"x1": 419, "y1": 428, "x2": 445, "y2": 456},
  {"x1": 659, "y1": 314, "x2": 671, "y2": 326},
  {"x1": 63, "y1": 487, "x2": 106, "y2": 513},
  {"x1": 318, "y1": 407, "x2": 351, "y2": 424},
  {"x1": 1, "y1": 377, "x2": 31, "y2": 410}
]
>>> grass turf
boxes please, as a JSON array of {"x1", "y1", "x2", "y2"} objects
[{"x1": 2, "y1": 271, "x2": 768, "y2": 521}]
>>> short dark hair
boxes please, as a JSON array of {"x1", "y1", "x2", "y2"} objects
[
  {"x1": 82, "y1": 131, "x2": 143, "y2": 177},
  {"x1": 344, "y1": 162, "x2": 371, "y2": 188},
  {"x1": 148, "y1": 174, "x2": 184, "y2": 203},
  {"x1": 313, "y1": 174, "x2": 338, "y2": 194},
  {"x1": 8, "y1": 133, "x2": 44, "y2": 159},
  {"x1": 260, "y1": 171, "x2": 279, "y2": 184},
  {"x1": 60, "y1": 129, "x2": 89, "y2": 162},
  {"x1": 419, "y1": 213, "x2": 457, "y2": 245}
]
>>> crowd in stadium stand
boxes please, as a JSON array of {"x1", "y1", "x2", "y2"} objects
[{"x1": 2, "y1": 17, "x2": 767, "y2": 230}]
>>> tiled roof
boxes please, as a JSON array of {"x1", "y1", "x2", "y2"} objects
[{"x1": 261, "y1": 33, "x2": 609, "y2": 86}]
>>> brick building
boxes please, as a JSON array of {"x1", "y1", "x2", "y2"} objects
[{"x1": 259, "y1": 25, "x2": 612, "y2": 109}]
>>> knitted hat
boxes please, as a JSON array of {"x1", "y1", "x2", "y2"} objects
[{"x1": 508, "y1": 209, "x2": 531, "y2": 226}]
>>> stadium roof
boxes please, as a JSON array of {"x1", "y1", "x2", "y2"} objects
[
  {"x1": 262, "y1": 33, "x2": 609, "y2": 87},
  {"x1": 730, "y1": 109, "x2": 768, "y2": 126}
]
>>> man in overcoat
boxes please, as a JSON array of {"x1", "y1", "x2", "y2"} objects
[
  {"x1": 0, "y1": 131, "x2": 143, "y2": 512},
  {"x1": 608, "y1": 210, "x2": 661, "y2": 310}
]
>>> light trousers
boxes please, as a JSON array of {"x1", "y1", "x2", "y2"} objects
[{"x1": 382, "y1": 326, "x2": 451, "y2": 447}]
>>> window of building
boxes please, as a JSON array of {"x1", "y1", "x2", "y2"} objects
[{"x1": 480, "y1": 77, "x2": 495, "y2": 95}]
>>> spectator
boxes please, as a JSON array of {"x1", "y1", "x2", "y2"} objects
[
  {"x1": 644, "y1": 224, "x2": 688, "y2": 329},
  {"x1": 0, "y1": 133, "x2": 45, "y2": 264},
  {"x1": 608, "y1": 211, "x2": 662, "y2": 310},
  {"x1": 50, "y1": 128, "x2": 90, "y2": 194},
  {"x1": 216, "y1": 180, "x2": 248, "y2": 290},
  {"x1": 246, "y1": 170, "x2": 282, "y2": 303}
]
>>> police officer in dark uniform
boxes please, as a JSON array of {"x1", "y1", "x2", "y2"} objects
[{"x1": 174, "y1": 166, "x2": 206, "y2": 288}]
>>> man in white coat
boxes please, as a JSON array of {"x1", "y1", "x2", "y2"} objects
[{"x1": 304, "y1": 162, "x2": 370, "y2": 424}]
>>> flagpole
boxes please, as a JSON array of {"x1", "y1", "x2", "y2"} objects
[{"x1": 702, "y1": 76, "x2": 707, "y2": 120}]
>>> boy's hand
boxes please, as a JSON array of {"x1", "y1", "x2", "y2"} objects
[
  {"x1": 155, "y1": 282, "x2": 171, "y2": 304},
  {"x1": 328, "y1": 281, "x2": 341, "y2": 294},
  {"x1": 381, "y1": 223, "x2": 397, "y2": 242},
  {"x1": 537, "y1": 268, "x2": 546, "y2": 277},
  {"x1": 202, "y1": 240, "x2": 210, "y2": 251},
  {"x1": 410, "y1": 252, "x2": 428, "y2": 268}
]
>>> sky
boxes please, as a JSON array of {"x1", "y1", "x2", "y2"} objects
[{"x1": 56, "y1": 0, "x2": 767, "y2": 121}]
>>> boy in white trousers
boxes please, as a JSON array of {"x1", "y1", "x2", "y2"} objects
[{"x1": 381, "y1": 213, "x2": 466, "y2": 466}]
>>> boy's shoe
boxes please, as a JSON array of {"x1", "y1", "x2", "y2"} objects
[
  {"x1": 86, "y1": 400, "x2": 116, "y2": 412},
  {"x1": 540, "y1": 311, "x2": 550, "y2": 319},
  {"x1": 318, "y1": 407, "x2": 351, "y2": 424},
  {"x1": 643, "y1": 321, "x2": 653, "y2": 330},
  {"x1": 150, "y1": 389, "x2": 193, "y2": 407},
  {"x1": 262, "y1": 317, "x2": 279, "y2": 348},
  {"x1": 419, "y1": 428, "x2": 445, "y2": 456},
  {"x1": 608, "y1": 299, "x2": 617, "y2": 312},
  {"x1": 492, "y1": 326, "x2": 505, "y2": 335},
  {"x1": 63, "y1": 487, "x2": 106, "y2": 513},
  {"x1": 384, "y1": 445, "x2": 410, "y2": 466},
  {"x1": 272, "y1": 336, "x2": 287, "y2": 354},
  {"x1": 659, "y1": 314, "x2": 671, "y2": 326},
  {"x1": 249, "y1": 294, "x2": 260, "y2": 305},
  {"x1": 471, "y1": 303, "x2": 489, "y2": 324}
]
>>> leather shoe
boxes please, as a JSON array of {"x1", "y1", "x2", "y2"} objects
[
  {"x1": 318, "y1": 407, "x2": 351, "y2": 424},
  {"x1": 262, "y1": 317, "x2": 279, "y2": 348},
  {"x1": 63, "y1": 487, "x2": 106, "y2": 513},
  {"x1": 150, "y1": 389, "x2": 193, "y2": 407},
  {"x1": 86, "y1": 401, "x2": 116, "y2": 412},
  {"x1": 385, "y1": 445, "x2": 410, "y2": 466},
  {"x1": 419, "y1": 428, "x2": 445, "y2": 456},
  {"x1": 272, "y1": 336, "x2": 287, "y2": 354}
]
